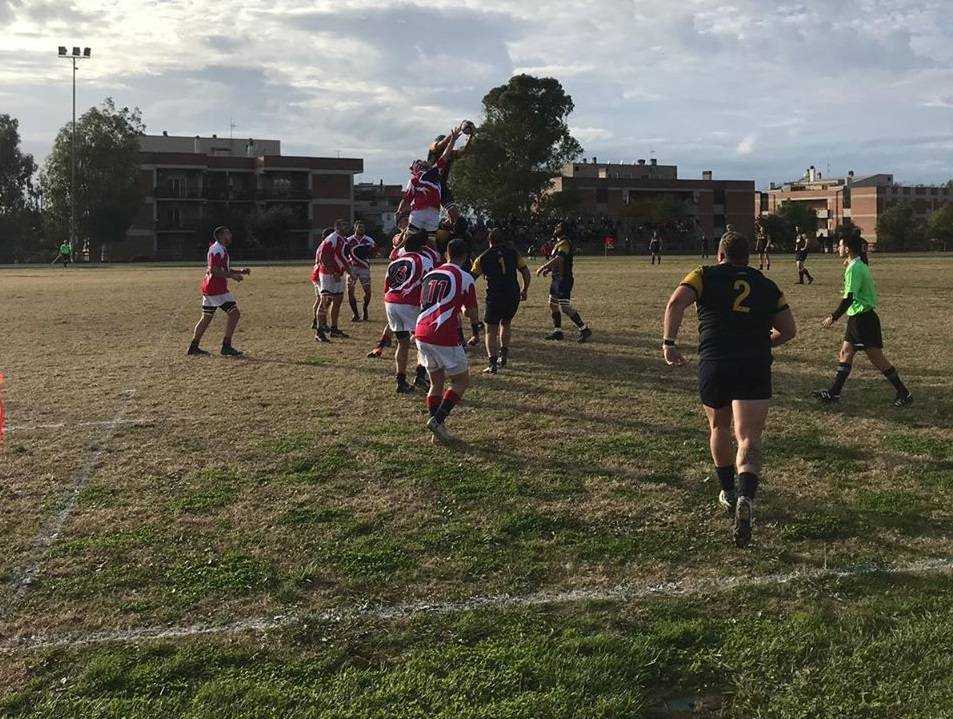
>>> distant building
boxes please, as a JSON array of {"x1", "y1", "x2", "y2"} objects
[
  {"x1": 121, "y1": 134, "x2": 363, "y2": 260},
  {"x1": 548, "y1": 157, "x2": 755, "y2": 245},
  {"x1": 757, "y1": 165, "x2": 953, "y2": 248},
  {"x1": 353, "y1": 180, "x2": 403, "y2": 234}
]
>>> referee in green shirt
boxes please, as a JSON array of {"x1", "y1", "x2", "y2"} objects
[
  {"x1": 58, "y1": 241, "x2": 72, "y2": 268},
  {"x1": 814, "y1": 234, "x2": 912, "y2": 407}
]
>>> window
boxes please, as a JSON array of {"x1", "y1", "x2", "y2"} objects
[
  {"x1": 713, "y1": 188, "x2": 726, "y2": 204},
  {"x1": 596, "y1": 187, "x2": 608, "y2": 204}
]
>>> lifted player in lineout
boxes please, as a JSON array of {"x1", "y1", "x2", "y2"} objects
[
  {"x1": 536, "y1": 222, "x2": 592, "y2": 342},
  {"x1": 813, "y1": 234, "x2": 913, "y2": 407},
  {"x1": 663, "y1": 231, "x2": 796, "y2": 547},
  {"x1": 188, "y1": 226, "x2": 250, "y2": 357},
  {"x1": 345, "y1": 221, "x2": 377, "y2": 322},
  {"x1": 470, "y1": 228, "x2": 531, "y2": 374},
  {"x1": 416, "y1": 239, "x2": 482, "y2": 444}
]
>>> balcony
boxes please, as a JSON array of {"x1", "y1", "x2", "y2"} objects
[
  {"x1": 156, "y1": 217, "x2": 201, "y2": 231},
  {"x1": 260, "y1": 187, "x2": 312, "y2": 201},
  {"x1": 154, "y1": 186, "x2": 203, "y2": 200},
  {"x1": 230, "y1": 188, "x2": 257, "y2": 201}
]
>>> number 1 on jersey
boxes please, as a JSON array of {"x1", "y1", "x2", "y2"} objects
[{"x1": 732, "y1": 280, "x2": 751, "y2": 313}]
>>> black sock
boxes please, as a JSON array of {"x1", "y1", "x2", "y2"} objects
[
  {"x1": 189, "y1": 339, "x2": 199, "y2": 349},
  {"x1": 830, "y1": 362, "x2": 852, "y2": 395},
  {"x1": 223, "y1": 336, "x2": 232, "y2": 347},
  {"x1": 883, "y1": 366, "x2": 909, "y2": 395},
  {"x1": 568, "y1": 311, "x2": 586, "y2": 329},
  {"x1": 415, "y1": 364, "x2": 427, "y2": 380},
  {"x1": 551, "y1": 312, "x2": 562, "y2": 329},
  {"x1": 500, "y1": 346, "x2": 508, "y2": 359},
  {"x1": 363, "y1": 298, "x2": 371, "y2": 315},
  {"x1": 433, "y1": 391, "x2": 459, "y2": 424},
  {"x1": 488, "y1": 355, "x2": 498, "y2": 366},
  {"x1": 738, "y1": 472, "x2": 759, "y2": 500},
  {"x1": 716, "y1": 465, "x2": 735, "y2": 494},
  {"x1": 331, "y1": 325, "x2": 338, "y2": 331},
  {"x1": 797, "y1": 270, "x2": 804, "y2": 282},
  {"x1": 348, "y1": 297, "x2": 358, "y2": 316},
  {"x1": 377, "y1": 336, "x2": 388, "y2": 348},
  {"x1": 396, "y1": 372, "x2": 406, "y2": 385}
]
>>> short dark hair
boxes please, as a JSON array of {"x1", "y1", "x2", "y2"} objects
[
  {"x1": 843, "y1": 234, "x2": 864, "y2": 256},
  {"x1": 718, "y1": 231, "x2": 750, "y2": 265},
  {"x1": 321, "y1": 227, "x2": 334, "y2": 239},
  {"x1": 447, "y1": 238, "x2": 467, "y2": 262},
  {"x1": 404, "y1": 229, "x2": 427, "y2": 251}
]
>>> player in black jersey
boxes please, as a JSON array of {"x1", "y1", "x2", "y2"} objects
[
  {"x1": 536, "y1": 223, "x2": 592, "y2": 342},
  {"x1": 428, "y1": 122, "x2": 474, "y2": 209},
  {"x1": 470, "y1": 229, "x2": 531, "y2": 373},
  {"x1": 663, "y1": 231, "x2": 797, "y2": 548}
]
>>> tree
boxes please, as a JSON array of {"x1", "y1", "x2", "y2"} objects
[
  {"x1": 776, "y1": 201, "x2": 818, "y2": 249},
  {"x1": 875, "y1": 202, "x2": 925, "y2": 251},
  {"x1": 927, "y1": 203, "x2": 953, "y2": 251},
  {"x1": 250, "y1": 206, "x2": 298, "y2": 256},
  {"x1": 833, "y1": 218, "x2": 862, "y2": 246},
  {"x1": 0, "y1": 114, "x2": 43, "y2": 262},
  {"x1": 452, "y1": 75, "x2": 582, "y2": 217},
  {"x1": 41, "y1": 98, "x2": 145, "y2": 260}
]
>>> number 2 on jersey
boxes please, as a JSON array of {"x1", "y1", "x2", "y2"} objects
[{"x1": 732, "y1": 280, "x2": 751, "y2": 313}]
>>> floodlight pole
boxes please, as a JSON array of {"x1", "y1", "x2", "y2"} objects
[{"x1": 58, "y1": 46, "x2": 91, "y2": 259}]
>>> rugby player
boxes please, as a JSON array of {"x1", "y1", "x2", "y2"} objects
[
  {"x1": 536, "y1": 222, "x2": 592, "y2": 342},
  {"x1": 794, "y1": 227, "x2": 814, "y2": 284},
  {"x1": 755, "y1": 224, "x2": 771, "y2": 271},
  {"x1": 662, "y1": 231, "x2": 797, "y2": 547},
  {"x1": 649, "y1": 231, "x2": 662, "y2": 265},
  {"x1": 384, "y1": 229, "x2": 430, "y2": 393},
  {"x1": 345, "y1": 221, "x2": 377, "y2": 322},
  {"x1": 395, "y1": 128, "x2": 461, "y2": 234},
  {"x1": 188, "y1": 226, "x2": 250, "y2": 357},
  {"x1": 427, "y1": 121, "x2": 474, "y2": 210},
  {"x1": 470, "y1": 228, "x2": 531, "y2": 373},
  {"x1": 416, "y1": 239, "x2": 482, "y2": 443},
  {"x1": 813, "y1": 234, "x2": 913, "y2": 407},
  {"x1": 313, "y1": 219, "x2": 351, "y2": 342}
]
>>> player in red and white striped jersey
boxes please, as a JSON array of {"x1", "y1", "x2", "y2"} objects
[
  {"x1": 188, "y1": 226, "x2": 250, "y2": 356},
  {"x1": 395, "y1": 128, "x2": 461, "y2": 233},
  {"x1": 416, "y1": 239, "x2": 482, "y2": 443},
  {"x1": 384, "y1": 229, "x2": 431, "y2": 393},
  {"x1": 345, "y1": 221, "x2": 377, "y2": 322},
  {"x1": 313, "y1": 219, "x2": 351, "y2": 343}
]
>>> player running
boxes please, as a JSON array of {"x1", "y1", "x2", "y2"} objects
[
  {"x1": 416, "y1": 239, "x2": 482, "y2": 444},
  {"x1": 345, "y1": 221, "x2": 377, "y2": 322},
  {"x1": 536, "y1": 222, "x2": 592, "y2": 342},
  {"x1": 314, "y1": 219, "x2": 351, "y2": 342},
  {"x1": 470, "y1": 228, "x2": 531, "y2": 374},
  {"x1": 662, "y1": 231, "x2": 797, "y2": 548},
  {"x1": 794, "y1": 228, "x2": 814, "y2": 284},
  {"x1": 188, "y1": 226, "x2": 250, "y2": 357},
  {"x1": 813, "y1": 234, "x2": 913, "y2": 407},
  {"x1": 384, "y1": 229, "x2": 431, "y2": 393}
]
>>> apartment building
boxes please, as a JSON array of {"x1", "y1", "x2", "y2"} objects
[
  {"x1": 121, "y1": 134, "x2": 363, "y2": 260},
  {"x1": 353, "y1": 180, "x2": 404, "y2": 234}
]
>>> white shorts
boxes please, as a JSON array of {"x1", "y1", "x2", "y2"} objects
[
  {"x1": 416, "y1": 340, "x2": 468, "y2": 376},
  {"x1": 385, "y1": 302, "x2": 419, "y2": 333},
  {"x1": 202, "y1": 293, "x2": 238, "y2": 313},
  {"x1": 409, "y1": 207, "x2": 440, "y2": 232},
  {"x1": 348, "y1": 267, "x2": 371, "y2": 284},
  {"x1": 318, "y1": 273, "x2": 345, "y2": 295}
]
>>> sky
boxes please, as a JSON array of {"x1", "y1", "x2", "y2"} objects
[{"x1": 2, "y1": 0, "x2": 952, "y2": 189}]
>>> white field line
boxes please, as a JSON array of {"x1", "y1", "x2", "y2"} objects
[
  {"x1": 5, "y1": 417, "x2": 157, "y2": 434},
  {"x1": 0, "y1": 391, "x2": 136, "y2": 618},
  {"x1": 4, "y1": 556, "x2": 953, "y2": 654}
]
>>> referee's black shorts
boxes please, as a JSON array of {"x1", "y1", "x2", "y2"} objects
[
  {"x1": 485, "y1": 295, "x2": 520, "y2": 325},
  {"x1": 844, "y1": 310, "x2": 883, "y2": 349},
  {"x1": 698, "y1": 359, "x2": 772, "y2": 410}
]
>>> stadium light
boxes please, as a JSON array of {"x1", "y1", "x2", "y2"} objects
[{"x1": 57, "y1": 44, "x2": 92, "y2": 260}]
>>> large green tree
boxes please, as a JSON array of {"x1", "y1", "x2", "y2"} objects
[
  {"x1": 452, "y1": 75, "x2": 582, "y2": 217},
  {"x1": 0, "y1": 114, "x2": 43, "y2": 262},
  {"x1": 926, "y1": 203, "x2": 953, "y2": 251},
  {"x1": 41, "y1": 98, "x2": 145, "y2": 259},
  {"x1": 876, "y1": 202, "x2": 925, "y2": 251},
  {"x1": 776, "y1": 201, "x2": 819, "y2": 249}
]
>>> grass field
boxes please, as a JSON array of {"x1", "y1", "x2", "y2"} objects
[{"x1": 1, "y1": 253, "x2": 952, "y2": 718}]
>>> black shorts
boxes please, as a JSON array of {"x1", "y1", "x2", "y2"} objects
[
  {"x1": 698, "y1": 359, "x2": 772, "y2": 409},
  {"x1": 485, "y1": 296, "x2": 520, "y2": 325},
  {"x1": 795, "y1": 250, "x2": 808, "y2": 262},
  {"x1": 549, "y1": 276, "x2": 574, "y2": 302},
  {"x1": 845, "y1": 311, "x2": 883, "y2": 349}
]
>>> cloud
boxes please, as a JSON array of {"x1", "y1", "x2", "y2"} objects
[
  {"x1": 1, "y1": 0, "x2": 952, "y2": 187},
  {"x1": 735, "y1": 134, "x2": 756, "y2": 156}
]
